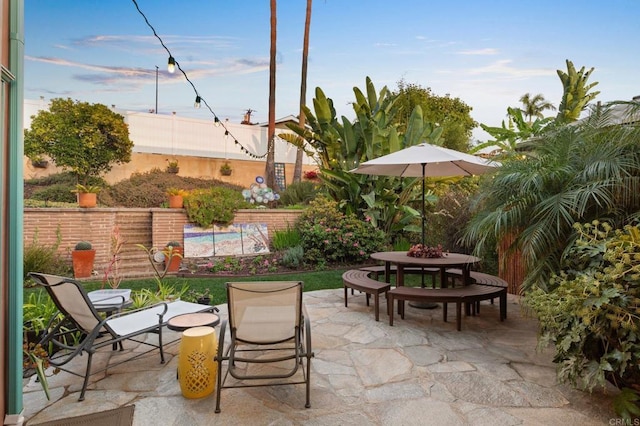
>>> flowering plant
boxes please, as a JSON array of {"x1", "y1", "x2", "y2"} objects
[
  {"x1": 303, "y1": 170, "x2": 319, "y2": 180},
  {"x1": 407, "y1": 244, "x2": 446, "y2": 258}
]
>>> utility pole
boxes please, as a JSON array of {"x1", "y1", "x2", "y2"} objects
[{"x1": 155, "y1": 65, "x2": 159, "y2": 114}]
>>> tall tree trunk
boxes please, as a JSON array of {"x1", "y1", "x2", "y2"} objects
[
  {"x1": 265, "y1": 0, "x2": 278, "y2": 190},
  {"x1": 293, "y1": 0, "x2": 312, "y2": 183}
]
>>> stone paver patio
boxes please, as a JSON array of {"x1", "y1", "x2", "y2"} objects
[{"x1": 23, "y1": 289, "x2": 618, "y2": 425}]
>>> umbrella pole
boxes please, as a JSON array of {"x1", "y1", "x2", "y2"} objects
[
  {"x1": 421, "y1": 163, "x2": 427, "y2": 288},
  {"x1": 421, "y1": 163, "x2": 426, "y2": 248},
  {"x1": 410, "y1": 163, "x2": 437, "y2": 309}
]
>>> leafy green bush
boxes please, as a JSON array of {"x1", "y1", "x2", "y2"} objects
[
  {"x1": 105, "y1": 169, "x2": 177, "y2": 207},
  {"x1": 282, "y1": 245, "x2": 304, "y2": 268},
  {"x1": 523, "y1": 221, "x2": 640, "y2": 420},
  {"x1": 23, "y1": 291, "x2": 60, "y2": 337},
  {"x1": 23, "y1": 229, "x2": 71, "y2": 281},
  {"x1": 296, "y1": 197, "x2": 387, "y2": 265},
  {"x1": 278, "y1": 181, "x2": 320, "y2": 206},
  {"x1": 30, "y1": 184, "x2": 78, "y2": 203},
  {"x1": 183, "y1": 187, "x2": 249, "y2": 227},
  {"x1": 25, "y1": 171, "x2": 106, "y2": 203},
  {"x1": 103, "y1": 168, "x2": 243, "y2": 208},
  {"x1": 271, "y1": 226, "x2": 302, "y2": 251}
]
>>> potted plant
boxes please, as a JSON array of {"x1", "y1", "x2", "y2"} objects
[
  {"x1": 72, "y1": 184, "x2": 100, "y2": 208},
  {"x1": 220, "y1": 161, "x2": 232, "y2": 176},
  {"x1": 72, "y1": 241, "x2": 96, "y2": 278},
  {"x1": 187, "y1": 288, "x2": 211, "y2": 305},
  {"x1": 166, "y1": 188, "x2": 188, "y2": 208},
  {"x1": 164, "y1": 241, "x2": 183, "y2": 272},
  {"x1": 30, "y1": 155, "x2": 49, "y2": 169},
  {"x1": 166, "y1": 159, "x2": 179, "y2": 174}
]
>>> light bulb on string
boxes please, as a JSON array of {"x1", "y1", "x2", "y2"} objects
[
  {"x1": 194, "y1": 96, "x2": 201, "y2": 109},
  {"x1": 167, "y1": 56, "x2": 176, "y2": 73},
  {"x1": 214, "y1": 117, "x2": 220, "y2": 127}
]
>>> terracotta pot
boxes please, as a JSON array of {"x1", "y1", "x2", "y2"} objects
[
  {"x1": 78, "y1": 193, "x2": 97, "y2": 208},
  {"x1": 72, "y1": 249, "x2": 96, "y2": 278},
  {"x1": 168, "y1": 195, "x2": 184, "y2": 208},
  {"x1": 164, "y1": 246, "x2": 183, "y2": 272}
]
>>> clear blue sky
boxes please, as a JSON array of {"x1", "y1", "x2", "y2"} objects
[{"x1": 24, "y1": 0, "x2": 640, "y2": 142}]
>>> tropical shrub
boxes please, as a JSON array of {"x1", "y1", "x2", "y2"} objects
[
  {"x1": 463, "y1": 102, "x2": 640, "y2": 292},
  {"x1": 282, "y1": 77, "x2": 444, "y2": 246},
  {"x1": 296, "y1": 197, "x2": 387, "y2": 265},
  {"x1": 523, "y1": 222, "x2": 640, "y2": 419}
]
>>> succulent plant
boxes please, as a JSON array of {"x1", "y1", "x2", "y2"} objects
[
  {"x1": 166, "y1": 188, "x2": 188, "y2": 196},
  {"x1": 74, "y1": 241, "x2": 93, "y2": 251}
]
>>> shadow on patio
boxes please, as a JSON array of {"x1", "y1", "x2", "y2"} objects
[{"x1": 24, "y1": 289, "x2": 617, "y2": 425}]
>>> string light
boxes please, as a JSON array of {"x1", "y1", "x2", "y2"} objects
[{"x1": 131, "y1": 0, "x2": 267, "y2": 159}]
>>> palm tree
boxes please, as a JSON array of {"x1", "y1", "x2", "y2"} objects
[
  {"x1": 265, "y1": 0, "x2": 278, "y2": 191},
  {"x1": 463, "y1": 102, "x2": 640, "y2": 293},
  {"x1": 519, "y1": 93, "x2": 556, "y2": 124},
  {"x1": 293, "y1": 0, "x2": 313, "y2": 183}
]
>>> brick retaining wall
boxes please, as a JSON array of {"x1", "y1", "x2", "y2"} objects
[{"x1": 24, "y1": 208, "x2": 304, "y2": 274}]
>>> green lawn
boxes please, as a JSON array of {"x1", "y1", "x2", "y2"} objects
[
  {"x1": 25, "y1": 268, "x2": 434, "y2": 307},
  {"x1": 77, "y1": 269, "x2": 351, "y2": 306}
]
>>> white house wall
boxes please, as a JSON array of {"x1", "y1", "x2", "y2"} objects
[{"x1": 24, "y1": 99, "x2": 315, "y2": 165}]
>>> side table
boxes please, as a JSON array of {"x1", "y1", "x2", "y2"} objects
[
  {"x1": 167, "y1": 311, "x2": 220, "y2": 331},
  {"x1": 168, "y1": 311, "x2": 220, "y2": 399}
]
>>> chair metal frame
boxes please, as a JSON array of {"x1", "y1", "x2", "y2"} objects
[
  {"x1": 28, "y1": 272, "x2": 172, "y2": 401},
  {"x1": 214, "y1": 281, "x2": 313, "y2": 413}
]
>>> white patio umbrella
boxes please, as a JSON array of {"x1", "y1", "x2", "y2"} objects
[{"x1": 351, "y1": 142, "x2": 499, "y2": 247}]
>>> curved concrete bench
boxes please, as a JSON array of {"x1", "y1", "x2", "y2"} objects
[
  {"x1": 342, "y1": 269, "x2": 391, "y2": 321},
  {"x1": 387, "y1": 284, "x2": 507, "y2": 331}
]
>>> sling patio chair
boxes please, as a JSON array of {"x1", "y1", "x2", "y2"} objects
[
  {"x1": 214, "y1": 281, "x2": 313, "y2": 413},
  {"x1": 27, "y1": 272, "x2": 211, "y2": 401}
]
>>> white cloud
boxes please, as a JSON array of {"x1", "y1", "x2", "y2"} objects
[
  {"x1": 468, "y1": 59, "x2": 555, "y2": 78},
  {"x1": 456, "y1": 48, "x2": 499, "y2": 55}
]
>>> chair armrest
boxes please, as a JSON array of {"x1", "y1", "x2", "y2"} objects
[
  {"x1": 91, "y1": 294, "x2": 126, "y2": 307},
  {"x1": 302, "y1": 304, "x2": 313, "y2": 356},
  {"x1": 215, "y1": 319, "x2": 228, "y2": 362},
  {"x1": 104, "y1": 302, "x2": 169, "y2": 327}
]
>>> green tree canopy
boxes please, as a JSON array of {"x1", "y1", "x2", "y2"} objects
[
  {"x1": 391, "y1": 79, "x2": 477, "y2": 152},
  {"x1": 24, "y1": 98, "x2": 133, "y2": 183}
]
